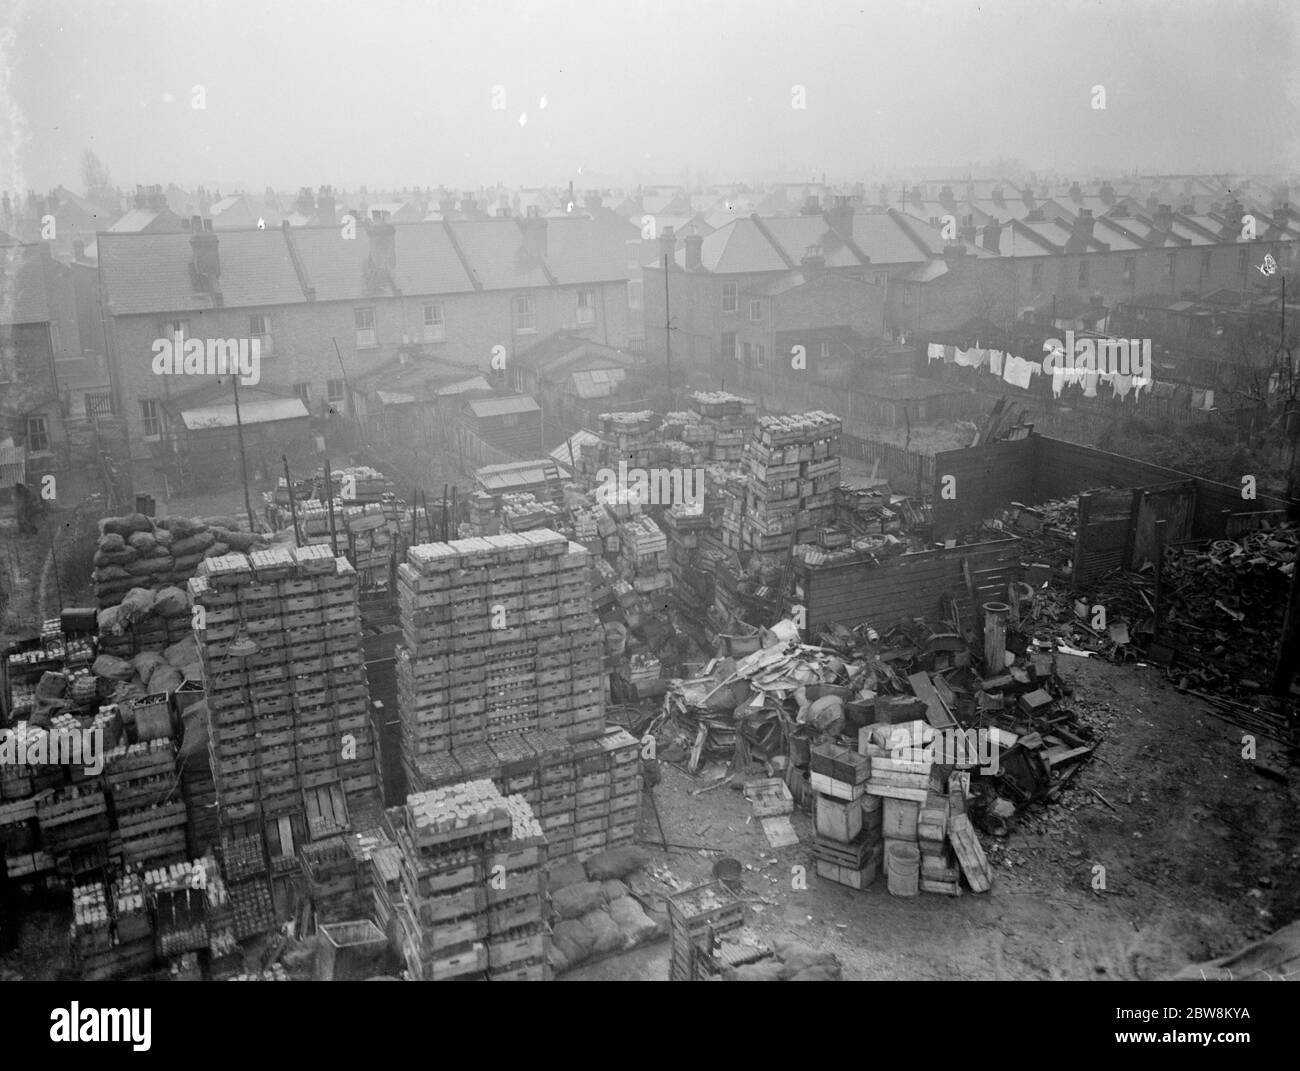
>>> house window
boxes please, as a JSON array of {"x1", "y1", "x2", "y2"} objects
[
  {"x1": 1167, "y1": 253, "x2": 1176, "y2": 280},
  {"x1": 1031, "y1": 263, "x2": 1043, "y2": 290},
  {"x1": 140, "y1": 399, "x2": 161, "y2": 439},
  {"x1": 354, "y1": 307, "x2": 376, "y2": 348},
  {"x1": 293, "y1": 382, "x2": 311, "y2": 407},
  {"x1": 742, "y1": 341, "x2": 752, "y2": 365},
  {"x1": 1123, "y1": 257, "x2": 1135, "y2": 284},
  {"x1": 627, "y1": 280, "x2": 643, "y2": 311},
  {"x1": 721, "y1": 331, "x2": 737, "y2": 361},
  {"x1": 326, "y1": 379, "x2": 346, "y2": 414},
  {"x1": 501, "y1": 414, "x2": 520, "y2": 428},
  {"x1": 577, "y1": 290, "x2": 595, "y2": 325},
  {"x1": 722, "y1": 282, "x2": 739, "y2": 313},
  {"x1": 26, "y1": 415, "x2": 50, "y2": 453},
  {"x1": 1078, "y1": 260, "x2": 1089, "y2": 287},
  {"x1": 755, "y1": 344, "x2": 767, "y2": 369},
  {"x1": 625, "y1": 239, "x2": 642, "y2": 272},
  {"x1": 515, "y1": 294, "x2": 536, "y2": 333},
  {"x1": 248, "y1": 314, "x2": 271, "y2": 355},
  {"x1": 422, "y1": 302, "x2": 445, "y2": 341},
  {"x1": 749, "y1": 299, "x2": 762, "y2": 323},
  {"x1": 1201, "y1": 250, "x2": 1212, "y2": 274}
]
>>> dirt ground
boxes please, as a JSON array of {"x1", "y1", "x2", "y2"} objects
[{"x1": 568, "y1": 655, "x2": 1300, "y2": 981}]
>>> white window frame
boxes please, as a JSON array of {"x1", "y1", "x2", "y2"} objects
[
  {"x1": 755, "y1": 344, "x2": 767, "y2": 369},
  {"x1": 354, "y1": 306, "x2": 377, "y2": 349},
  {"x1": 627, "y1": 279, "x2": 643, "y2": 311},
  {"x1": 515, "y1": 294, "x2": 537, "y2": 334},
  {"x1": 26, "y1": 414, "x2": 50, "y2": 454},
  {"x1": 140, "y1": 399, "x2": 162, "y2": 440},
  {"x1": 576, "y1": 290, "x2": 595, "y2": 325},
  {"x1": 722, "y1": 282, "x2": 739, "y2": 314},
  {"x1": 422, "y1": 302, "x2": 445, "y2": 342},
  {"x1": 749, "y1": 299, "x2": 762, "y2": 323},
  {"x1": 326, "y1": 378, "x2": 346, "y2": 414},
  {"x1": 721, "y1": 331, "x2": 737, "y2": 361}
]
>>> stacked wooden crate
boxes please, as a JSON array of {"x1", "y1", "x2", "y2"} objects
[
  {"x1": 737, "y1": 412, "x2": 842, "y2": 551},
  {"x1": 38, "y1": 783, "x2": 110, "y2": 860},
  {"x1": 600, "y1": 728, "x2": 641, "y2": 849},
  {"x1": 391, "y1": 781, "x2": 507, "y2": 981},
  {"x1": 618, "y1": 515, "x2": 670, "y2": 596},
  {"x1": 0, "y1": 795, "x2": 50, "y2": 881},
  {"x1": 395, "y1": 531, "x2": 605, "y2": 776},
  {"x1": 687, "y1": 391, "x2": 758, "y2": 464},
  {"x1": 809, "y1": 742, "x2": 879, "y2": 889},
  {"x1": 667, "y1": 880, "x2": 745, "y2": 981},
  {"x1": 486, "y1": 794, "x2": 549, "y2": 980},
  {"x1": 531, "y1": 730, "x2": 577, "y2": 863},
  {"x1": 917, "y1": 790, "x2": 961, "y2": 895},
  {"x1": 191, "y1": 543, "x2": 381, "y2": 835},
  {"x1": 104, "y1": 740, "x2": 186, "y2": 867},
  {"x1": 860, "y1": 720, "x2": 935, "y2": 803}
]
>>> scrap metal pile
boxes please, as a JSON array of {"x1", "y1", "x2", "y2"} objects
[{"x1": 656, "y1": 614, "x2": 1100, "y2": 835}]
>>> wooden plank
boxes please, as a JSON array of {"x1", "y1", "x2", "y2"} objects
[
  {"x1": 906, "y1": 672, "x2": 958, "y2": 731},
  {"x1": 947, "y1": 813, "x2": 992, "y2": 892}
]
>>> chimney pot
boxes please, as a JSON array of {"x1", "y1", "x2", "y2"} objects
[
  {"x1": 684, "y1": 233, "x2": 703, "y2": 271},
  {"x1": 191, "y1": 228, "x2": 220, "y2": 285},
  {"x1": 367, "y1": 218, "x2": 397, "y2": 269},
  {"x1": 520, "y1": 215, "x2": 547, "y2": 260},
  {"x1": 982, "y1": 218, "x2": 1003, "y2": 253}
]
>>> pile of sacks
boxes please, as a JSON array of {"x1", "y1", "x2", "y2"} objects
[
  {"x1": 96, "y1": 585, "x2": 194, "y2": 657},
  {"x1": 547, "y1": 847, "x2": 662, "y2": 973},
  {"x1": 90, "y1": 632, "x2": 201, "y2": 705},
  {"x1": 93, "y1": 513, "x2": 271, "y2": 609},
  {"x1": 722, "y1": 942, "x2": 843, "y2": 981}
]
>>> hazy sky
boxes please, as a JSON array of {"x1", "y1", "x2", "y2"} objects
[{"x1": 2, "y1": 0, "x2": 1298, "y2": 195}]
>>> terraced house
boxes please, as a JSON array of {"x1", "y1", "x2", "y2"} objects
[{"x1": 93, "y1": 211, "x2": 632, "y2": 485}]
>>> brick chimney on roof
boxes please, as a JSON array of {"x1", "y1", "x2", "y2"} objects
[
  {"x1": 316, "y1": 186, "x2": 336, "y2": 226},
  {"x1": 684, "y1": 233, "x2": 703, "y2": 270},
  {"x1": 982, "y1": 218, "x2": 1003, "y2": 254},
  {"x1": 366, "y1": 217, "x2": 397, "y2": 269},
  {"x1": 658, "y1": 225, "x2": 677, "y2": 267},
  {"x1": 801, "y1": 245, "x2": 825, "y2": 278},
  {"x1": 938, "y1": 185, "x2": 956, "y2": 212},
  {"x1": 800, "y1": 194, "x2": 821, "y2": 216},
  {"x1": 1069, "y1": 181, "x2": 1083, "y2": 203},
  {"x1": 1153, "y1": 204, "x2": 1174, "y2": 233},
  {"x1": 1099, "y1": 181, "x2": 1116, "y2": 205},
  {"x1": 519, "y1": 214, "x2": 547, "y2": 259},
  {"x1": 191, "y1": 226, "x2": 220, "y2": 288},
  {"x1": 826, "y1": 195, "x2": 854, "y2": 240},
  {"x1": 992, "y1": 186, "x2": 1006, "y2": 208}
]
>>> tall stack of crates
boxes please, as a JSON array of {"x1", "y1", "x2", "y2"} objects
[
  {"x1": 395, "y1": 532, "x2": 605, "y2": 779},
  {"x1": 390, "y1": 781, "x2": 549, "y2": 981},
  {"x1": 190, "y1": 544, "x2": 381, "y2": 836},
  {"x1": 810, "y1": 742, "x2": 879, "y2": 889},
  {"x1": 738, "y1": 412, "x2": 843, "y2": 551},
  {"x1": 667, "y1": 880, "x2": 745, "y2": 981},
  {"x1": 104, "y1": 741, "x2": 186, "y2": 867},
  {"x1": 403, "y1": 727, "x2": 639, "y2": 866},
  {"x1": 687, "y1": 391, "x2": 758, "y2": 464},
  {"x1": 618, "y1": 515, "x2": 670, "y2": 595}
]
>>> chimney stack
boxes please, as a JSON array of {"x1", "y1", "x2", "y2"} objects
[
  {"x1": 801, "y1": 245, "x2": 825, "y2": 278},
  {"x1": 366, "y1": 218, "x2": 397, "y2": 270},
  {"x1": 1069, "y1": 208, "x2": 1096, "y2": 251},
  {"x1": 438, "y1": 194, "x2": 457, "y2": 217},
  {"x1": 826, "y1": 195, "x2": 854, "y2": 240},
  {"x1": 1022, "y1": 188, "x2": 1036, "y2": 210},
  {"x1": 684, "y1": 233, "x2": 703, "y2": 270},
  {"x1": 1069, "y1": 181, "x2": 1083, "y2": 203},
  {"x1": 800, "y1": 194, "x2": 821, "y2": 216},
  {"x1": 938, "y1": 185, "x2": 956, "y2": 211},
  {"x1": 658, "y1": 225, "x2": 677, "y2": 267},
  {"x1": 520, "y1": 214, "x2": 547, "y2": 260},
  {"x1": 316, "y1": 186, "x2": 336, "y2": 226},
  {"x1": 584, "y1": 189, "x2": 603, "y2": 212},
  {"x1": 133, "y1": 185, "x2": 147, "y2": 210},
  {"x1": 959, "y1": 222, "x2": 978, "y2": 245},
  {"x1": 73, "y1": 238, "x2": 86, "y2": 261},
  {"x1": 991, "y1": 186, "x2": 1006, "y2": 208},
  {"x1": 191, "y1": 227, "x2": 220, "y2": 287},
  {"x1": 1146, "y1": 193, "x2": 1159, "y2": 214},
  {"x1": 981, "y1": 218, "x2": 1003, "y2": 254},
  {"x1": 1153, "y1": 203, "x2": 1174, "y2": 232},
  {"x1": 943, "y1": 243, "x2": 967, "y2": 262},
  {"x1": 1099, "y1": 181, "x2": 1116, "y2": 205}
]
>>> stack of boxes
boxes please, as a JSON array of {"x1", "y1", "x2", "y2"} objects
[
  {"x1": 190, "y1": 544, "x2": 381, "y2": 836},
  {"x1": 395, "y1": 531, "x2": 604, "y2": 773},
  {"x1": 389, "y1": 781, "x2": 549, "y2": 981},
  {"x1": 740, "y1": 412, "x2": 842, "y2": 551},
  {"x1": 618, "y1": 515, "x2": 670, "y2": 596},
  {"x1": 687, "y1": 391, "x2": 758, "y2": 463},
  {"x1": 404, "y1": 728, "x2": 640, "y2": 866},
  {"x1": 103, "y1": 740, "x2": 186, "y2": 867},
  {"x1": 574, "y1": 412, "x2": 663, "y2": 483},
  {"x1": 810, "y1": 743, "x2": 879, "y2": 888},
  {"x1": 917, "y1": 790, "x2": 961, "y2": 895}
]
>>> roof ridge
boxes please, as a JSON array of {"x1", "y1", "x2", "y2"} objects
[
  {"x1": 748, "y1": 213, "x2": 797, "y2": 269},
  {"x1": 443, "y1": 219, "x2": 483, "y2": 292},
  {"x1": 280, "y1": 225, "x2": 316, "y2": 302},
  {"x1": 886, "y1": 207, "x2": 939, "y2": 258}
]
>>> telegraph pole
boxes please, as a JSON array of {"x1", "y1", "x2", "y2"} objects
[{"x1": 231, "y1": 373, "x2": 256, "y2": 532}]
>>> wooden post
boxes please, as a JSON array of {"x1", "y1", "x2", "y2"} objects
[
  {"x1": 982, "y1": 601, "x2": 1009, "y2": 672},
  {"x1": 1152, "y1": 519, "x2": 1166, "y2": 642},
  {"x1": 281, "y1": 455, "x2": 301, "y2": 548}
]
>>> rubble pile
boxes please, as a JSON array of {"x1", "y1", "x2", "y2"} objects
[{"x1": 92, "y1": 514, "x2": 270, "y2": 609}]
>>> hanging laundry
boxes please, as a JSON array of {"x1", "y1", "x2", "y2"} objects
[
  {"x1": 1191, "y1": 388, "x2": 1207, "y2": 411},
  {"x1": 1003, "y1": 355, "x2": 1034, "y2": 389},
  {"x1": 988, "y1": 349, "x2": 1004, "y2": 376},
  {"x1": 927, "y1": 343, "x2": 944, "y2": 362},
  {"x1": 1083, "y1": 371, "x2": 1099, "y2": 398},
  {"x1": 1109, "y1": 372, "x2": 1132, "y2": 399},
  {"x1": 943, "y1": 345, "x2": 957, "y2": 364},
  {"x1": 969, "y1": 347, "x2": 988, "y2": 368},
  {"x1": 1203, "y1": 389, "x2": 1215, "y2": 410},
  {"x1": 953, "y1": 347, "x2": 970, "y2": 365},
  {"x1": 1051, "y1": 366, "x2": 1066, "y2": 398}
]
